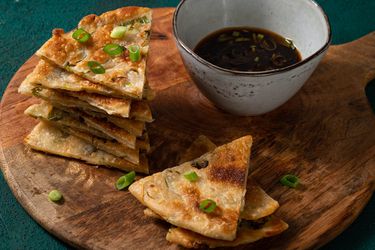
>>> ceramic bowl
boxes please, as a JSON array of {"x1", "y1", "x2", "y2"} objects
[{"x1": 173, "y1": 0, "x2": 331, "y2": 116}]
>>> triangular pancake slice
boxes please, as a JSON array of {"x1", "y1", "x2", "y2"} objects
[
  {"x1": 25, "y1": 102, "x2": 141, "y2": 149},
  {"x1": 143, "y1": 179, "x2": 279, "y2": 221},
  {"x1": 36, "y1": 7, "x2": 152, "y2": 99},
  {"x1": 19, "y1": 80, "x2": 153, "y2": 122},
  {"x1": 60, "y1": 126, "x2": 139, "y2": 165},
  {"x1": 50, "y1": 104, "x2": 151, "y2": 152},
  {"x1": 25, "y1": 102, "x2": 112, "y2": 140},
  {"x1": 143, "y1": 134, "x2": 280, "y2": 222},
  {"x1": 67, "y1": 91, "x2": 131, "y2": 118},
  {"x1": 25, "y1": 122, "x2": 149, "y2": 173},
  {"x1": 23, "y1": 59, "x2": 155, "y2": 100},
  {"x1": 166, "y1": 216, "x2": 288, "y2": 248},
  {"x1": 25, "y1": 102, "x2": 139, "y2": 164},
  {"x1": 53, "y1": 104, "x2": 146, "y2": 137},
  {"x1": 129, "y1": 135, "x2": 253, "y2": 241},
  {"x1": 242, "y1": 180, "x2": 280, "y2": 220}
]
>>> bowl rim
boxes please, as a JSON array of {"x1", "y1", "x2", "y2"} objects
[{"x1": 172, "y1": 0, "x2": 332, "y2": 76}]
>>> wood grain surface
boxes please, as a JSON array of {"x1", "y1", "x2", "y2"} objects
[{"x1": 1, "y1": 8, "x2": 375, "y2": 250}]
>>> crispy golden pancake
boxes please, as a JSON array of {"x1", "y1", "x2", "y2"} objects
[
  {"x1": 242, "y1": 180, "x2": 280, "y2": 220},
  {"x1": 142, "y1": 135, "x2": 282, "y2": 247},
  {"x1": 25, "y1": 102, "x2": 112, "y2": 140},
  {"x1": 129, "y1": 136, "x2": 253, "y2": 241},
  {"x1": 53, "y1": 105, "x2": 151, "y2": 151},
  {"x1": 23, "y1": 59, "x2": 119, "y2": 96},
  {"x1": 179, "y1": 135, "x2": 279, "y2": 220},
  {"x1": 36, "y1": 7, "x2": 152, "y2": 99},
  {"x1": 67, "y1": 91, "x2": 131, "y2": 118},
  {"x1": 143, "y1": 179, "x2": 279, "y2": 221},
  {"x1": 23, "y1": 59, "x2": 155, "y2": 100},
  {"x1": 25, "y1": 122, "x2": 149, "y2": 173},
  {"x1": 60, "y1": 126, "x2": 139, "y2": 165},
  {"x1": 78, "y1": 108, "x2": 145, "y2": 137},
  {"x1": 82, "y1": 114, "x2": 136, "y2": 148},
  {"x1": 19, "y1": 80, "x2": 153, "y2": 122},
  {"x1": 166, "y1": 216, "x2": 288, "y2": 248},
  {"x1": 25, "y1": 103, "x2": 149, "y2": 152}
]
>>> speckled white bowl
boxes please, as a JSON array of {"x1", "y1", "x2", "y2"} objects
[{"x1": 173, "y1": 0, "x2": 331, "y2": 115}]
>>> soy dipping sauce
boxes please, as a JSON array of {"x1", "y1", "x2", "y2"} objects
[{"x1": 194, "y1": 27, "x2": 302, "y2": 72}]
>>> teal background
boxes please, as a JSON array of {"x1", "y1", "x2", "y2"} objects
[{"x1": 0, "y1": 0, "x2": 374, "y2": 249}]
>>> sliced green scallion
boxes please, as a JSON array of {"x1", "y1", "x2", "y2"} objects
[
  {"x1": 257, "y1": 33, "x2": 264, "y2": 41},
  {"x1": 103, "y1": 43, "x2": 125, "y2": 56},
  {"x1": 232, "y1": 31, "x2": 240, "y2": 37},
  {"x1": 138, "y1": 16, "x2": 150, "y2": 24},
  {"x1": 87, "y1": 61, "x2": 105, "y2": 74},
  {"x1": 72, "y1": 28, "x2": 91, "y2": 43},
  {"x1": 284, "y1": 38, "x2": 296, "y2": 50},
  {"x1": 235, "y1": 37, "x2": 250, "y2": 42},
  {"x1": 48, "y1": 190, "x2": 62, "y2": 202},
  {"x1": 110, "y1": 26, "x2": 127, "y2": 39},
  {"x1": 199, "y1": 199, "x2": 217, "y2": 213},
  {"x1": 184, "y1": 171, "x2": 199, "y2": 182},
  {"x1": 280, "y1": 174, "x2": 299, "y2": 188},
  {"x1": 254, "y1": 56, "x2": 260, "y2": 62},
  {"x1": 128, "y1": 45, "x2": 141, "y2": 62},
  {"x1": 116, "y1": 171, "x2": 136, "y2": 190}
]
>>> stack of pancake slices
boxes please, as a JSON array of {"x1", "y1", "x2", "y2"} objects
[
  {"x1": 18, "y1": 7, "x2": 153, "y2": 174},
  {"x1": 129, "y1": 135, "x2": 289, "y2": 248}
]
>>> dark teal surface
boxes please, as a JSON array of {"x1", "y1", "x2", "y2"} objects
[{"x1": 0, "y1": 0, "x2": 374, "y2": 249}]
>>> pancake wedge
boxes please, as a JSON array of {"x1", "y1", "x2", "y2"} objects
[
  {"x1": 129, "y1": 135, "x2": 253, "y2": 241},
  {"x1": 166, "y1": 216, "x2": 288, "y2": 248},
  {"x1": 77, "y1": 108, "x2": 145, "y2": 136},
  {"x1": 144, "y1": 135, "x2": 279, "y2": 222},
  {"x1": 242, "y1": 180, "x2": 280, "y2": 220},
  {"x1": 23, "y1": 59, "x2": 155, "y2": 101},
  {"x1": 36, "y1": 7, "x2": 152, "y2": 99},
  {"x1": 50, "y1": 104, "x2": 151, "y2": 151},
  {"x1": 144, "y1": 179, "x2": 279, "y2": 221},
  {"x1": 67, "y1": 91, "x2": 131, "y2": 118},
  {"x1": 19, "y1": 80, "x2": 153, "y2": 122},
  {"x1": 23, "y1": 59, "x2": 120, "y2": 96},
  {"x1": 82, "y1": 114, "x2": 136, "y2": 148},
  {"x1": 25, "y1": 102, "x2": 112, "y2": 140},
  {"x1": 25, "y1": 122, "x2": 149, "y2": 173},
  {"x1": 25, "y1": 103, "x2": 150, "y2": 152},
  {"x1": 61, "y1": 126, "x2": 139, "y2": 165}
]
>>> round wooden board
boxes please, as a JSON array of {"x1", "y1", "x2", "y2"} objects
[{"x1": 1, "y1": 8, "x2": 375, "y2": 250}]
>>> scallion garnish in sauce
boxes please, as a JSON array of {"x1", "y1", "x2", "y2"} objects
[
  {"x1": 194, "y1": 27, "x2": 301, "y2": 71},
  {"x1": 128, "y1": 45, "x2": 141, "y2": 62},
  {"x1": 199, "y1": 199, "x2": 217, "y2": 213},
  {"x1": 87, "y1": 61, "x2": 105, "y2": 74},
  {"x1": 280, "y1": 174, "x2": 299, "y2": 188},
  {"x1": 103, "y1": 43, "x2": 125, "y2": 56},
  {"x1": 72, "y1": 28, "x2": 91, "y2": 43}
]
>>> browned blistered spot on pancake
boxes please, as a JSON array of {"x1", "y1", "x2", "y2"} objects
[
  {"x1": 43, "y1": 31, "x2": 69, "y2": 65},
  {"x1": 182, "y1": 186, "x2": 201, "y2": 206},
  {"x1": 208, "y1": 164, "x2": 246, "y2": 187},
  {"x1": 52, "y1": 28, "x2": 65, "y2": 36},
  {"x1": 34, "y1": 60, "x2": 53, "y2": 77}
]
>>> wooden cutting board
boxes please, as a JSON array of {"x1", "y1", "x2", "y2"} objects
[{"x1": 1, "y1": 8, "x2": 374, "y2": 250}]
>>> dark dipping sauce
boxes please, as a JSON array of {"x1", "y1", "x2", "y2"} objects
[{"x1": 194, "y1": 27, "x2": 302, "y2": 72}]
